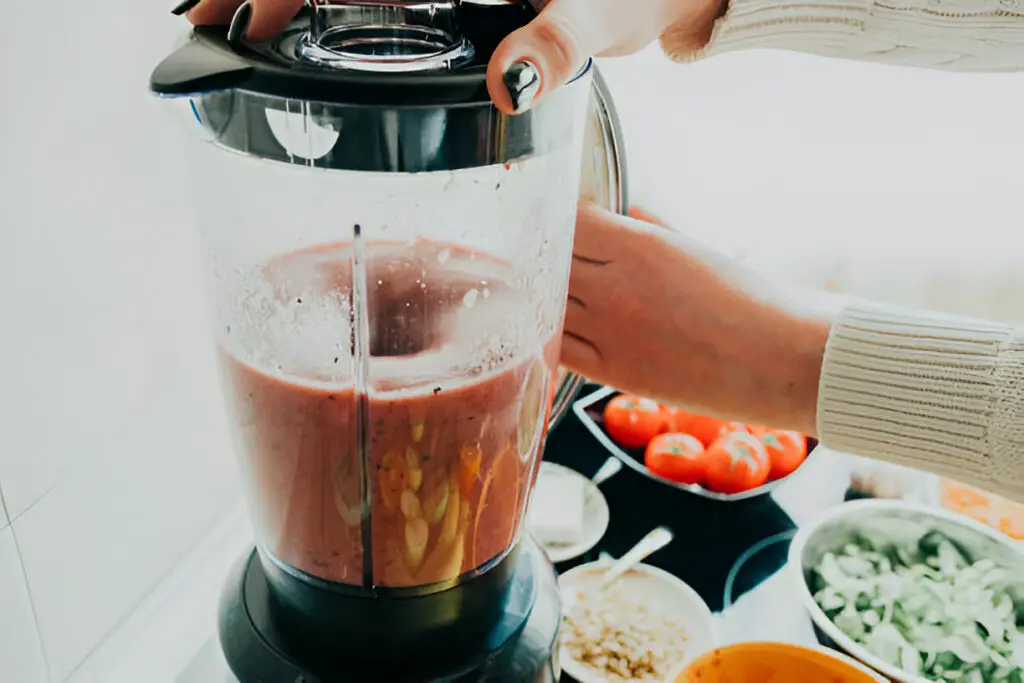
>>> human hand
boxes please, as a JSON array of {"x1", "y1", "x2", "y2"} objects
[
  {"x1": 172, "y1": 0, "x2": 304, "y2": 42},
  {"x1": 563, "y1": 203, "x2": 828, "y2": 436},
  {"x1": 488, "y1": 0, "x2": 725, "y2": 114}
]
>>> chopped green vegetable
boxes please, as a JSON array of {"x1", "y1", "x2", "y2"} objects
[{"x1": 811, "y1": 530, "x2": 1024, "y2": 681}]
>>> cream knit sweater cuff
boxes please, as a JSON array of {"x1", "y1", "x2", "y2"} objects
[
  {"x1": 818, "y1": 304, "x2": 1024, "y2": 501},
  {"x1": 662, "y1": 0, "x2": 1024, "y2": 70}
]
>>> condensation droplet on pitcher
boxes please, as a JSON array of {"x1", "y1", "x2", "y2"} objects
[{"x1": 463, "y1": 289, "x2": 479, "y2": 309}]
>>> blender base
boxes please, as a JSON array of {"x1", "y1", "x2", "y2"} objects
[{"x1": 218, "y1": 537, "x2": 561, "y2": 683}]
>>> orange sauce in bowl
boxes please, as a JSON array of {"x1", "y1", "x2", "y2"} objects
[{"x1": 675, "y1": 643, "x2": 884, "y2": 683}]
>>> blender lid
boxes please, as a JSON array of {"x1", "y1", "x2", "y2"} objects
[{"x1": 151, "y1": 0, "x2": 541, "y2": 106}]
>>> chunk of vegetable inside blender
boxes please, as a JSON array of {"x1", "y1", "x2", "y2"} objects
[{"x1": 528, "y1": 468, "x2": 585, "y2": 546}]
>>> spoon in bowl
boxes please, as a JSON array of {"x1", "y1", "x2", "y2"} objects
[
  {"x1": 598, "y1": 525, "x2": 674, "y2": 589},
  {"x1": 562, "y1": 525, "x2": 675, "y2": 613}
]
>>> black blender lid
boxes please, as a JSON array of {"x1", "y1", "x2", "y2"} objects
[{"x1": 151, "y1": 0, "x2": 538, "y2": 106}]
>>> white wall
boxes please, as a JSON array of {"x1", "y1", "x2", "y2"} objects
[
  {"x1": 595, "y1": 48, "x2": 1024, "y2": 322},
  {"x1": 0, "y1": 1, "x2": 240, "y2": 680},
  {"x1": 1, "y1": 1, "x2": 1023, "y2": 680}
]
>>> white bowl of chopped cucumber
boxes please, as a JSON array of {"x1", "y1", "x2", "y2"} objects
[{"x1": 789, "y1": 499, "x2": 1024, "y2": 683}]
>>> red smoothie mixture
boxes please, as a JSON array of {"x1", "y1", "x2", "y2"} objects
[{"x1": 218, "y1": 240, "x2": 560, "y2": 588}]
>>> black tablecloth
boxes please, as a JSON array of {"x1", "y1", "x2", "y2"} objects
[{"x1": 542, "y1": 385, "x2": 796, "y2": 613}]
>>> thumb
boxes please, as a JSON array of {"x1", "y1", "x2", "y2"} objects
[{"x1": 486, "y1": 0, "x2": 610, "y2": 114}]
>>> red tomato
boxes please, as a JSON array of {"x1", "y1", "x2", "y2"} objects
[
  {"x1": 704, "y1": 432, "x2": 771, "y2": 494},
  {"x1": 714, "y1": 421, "x2": 765, "y2": 441},
  {"x1": 645, "y1": 433, "x2": 708, "y2": 485},
  {"x1": 603, "y1": 395, "x2": 666, "y2": 450},
  {"x1": 689, "y1": 418, "x2": 761, "y2": 447},
  {"x1": 686, "y1": 415, "x2": 729, "y2": 447},
  {"x1": 661, "y1": 406, "x2": 696, "y2": 433},
  {"x1": 761, "y1": 429, "x2": 808, "y2": 480}
]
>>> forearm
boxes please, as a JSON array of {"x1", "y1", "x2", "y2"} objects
[
  {"x1": 764, "y1": 307, "x2": 830, "y2": 437},
  {"x1": 663, "y1": 0, "x2": 1024, "y2": 71}
]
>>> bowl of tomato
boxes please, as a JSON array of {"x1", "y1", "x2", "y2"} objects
[{"x1": 572, "y1": 386, "x2": 818, "y2": 502}]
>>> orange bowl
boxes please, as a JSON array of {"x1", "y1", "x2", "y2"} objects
[{"x1": 671, "y1": 642, "x2": 886, "y2": 683}]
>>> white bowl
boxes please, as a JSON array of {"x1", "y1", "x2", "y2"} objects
[
  {"x1": 558, "y1": 561, "x2": 715, "y2": 682},
  {"x1": 531, "y1": 462, "x2": 611, "y2": 564},
  {"x1": 788, "y1": 498, "x2": 1024, "y2": 683}
]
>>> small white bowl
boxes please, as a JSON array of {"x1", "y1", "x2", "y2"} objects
[
  {"x1": 789, "y1": 498, "x2": 1024, "y2": 683},
  {"x1": 531, "y1": 462, "x2": 611, "y2": 564},
  {"x1": 558, "y1": 561, "x2": 715, "y2": 682}
]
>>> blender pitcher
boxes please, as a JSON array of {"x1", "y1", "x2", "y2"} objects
[{"x1": 150, "y1": 0, "x2": 626, "y2": 667}]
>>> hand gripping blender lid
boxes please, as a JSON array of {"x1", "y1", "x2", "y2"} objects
[{"x1": 150, "y1": 2, "x2": 626, "y2": 681}]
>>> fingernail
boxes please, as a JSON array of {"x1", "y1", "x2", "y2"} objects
[
  {"x1": 503, "y1": 61, "x2": 541, "y2": 113},
  {"x1": 170, "y1": 0, "x2": 200, "y2": 15},
  {"x1": 227, "y1": 1, "x2": 253, "y2": 43}
]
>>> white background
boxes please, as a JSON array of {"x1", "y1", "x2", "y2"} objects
[{"x1": 1, "y1": 0, "x2": 1023, "y2": 680}]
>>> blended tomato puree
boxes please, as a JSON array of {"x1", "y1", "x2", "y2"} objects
[{"x1": 217, "y1": 240, "x2": 560, "y2": 588}]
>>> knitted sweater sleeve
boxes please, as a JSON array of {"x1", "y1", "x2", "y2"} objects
[
  {"x1": 817, "y1": 303, "x2": 1024, "y2": 502},
  {"x1": 661, "y1": 0, "x2": 1024, "y2": 70}
]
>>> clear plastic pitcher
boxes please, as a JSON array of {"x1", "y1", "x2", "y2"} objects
[{"x1": 151, "y1": 0, "x2": 625, "y2": 593}]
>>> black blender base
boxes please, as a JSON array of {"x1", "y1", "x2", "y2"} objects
[{"x1": 218, "y1": 538, "x2": 561, "y2": 683}]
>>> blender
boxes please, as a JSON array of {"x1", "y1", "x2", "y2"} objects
[{"x1": 150, "y1": 1, "x2": 626, "y2": 680}]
